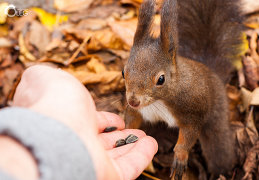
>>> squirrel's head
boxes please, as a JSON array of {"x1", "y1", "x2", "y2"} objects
[{"x1": 123, "y1": 0, "x2": 178, "y2": 109}]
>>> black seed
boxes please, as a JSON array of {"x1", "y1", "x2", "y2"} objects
[
  {"x1": 115, "y1": 139, "x2": 126, "y2": 147},
  {"x1": 103, "y1": 126, "x2": 117, "y2": 133},
  {"x1": 125, "y1": 134, "x2": 139, "y2": 144}
]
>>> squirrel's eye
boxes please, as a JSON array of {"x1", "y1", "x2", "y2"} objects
[
  {"x1": 156, "y1": 75, "x2": 165, "y2": 85},
  {"x1": 122, "y1": 70, "x2": 125, "y2": 79}
]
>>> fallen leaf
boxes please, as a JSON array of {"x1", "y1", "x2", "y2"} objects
[
  {"x1": 0, "y1": 3, "x2": 8, "y2": 24},
  {"x1": 250, "y1": 32, "x2": 259, "y2": 65},
  {"x1": 108, "y1": 18, "x2": 137, "y2": 47},
  {"x1": 66, "y1": 35, "x2": 90, "y2": 65},
  {"x1": 88, "y1": 28, "x2": 128, "y2": 50},
  {"x1": 29, "y1": 21, "x2": 51, "y2": 56},
  {"x1": 241, "y1": 0, "x2": 259, "y2": 14},
  {"x1": 18, "y1": 33, "x2": 36, "y2": 64},
  {"x1": 69, "y1": 4, "x2": 127, "y2": 22},
  {"x1": 54, "y1": 0, "x2": 94, "y2": 13},
  {"x1": 242, "y1": 140, "x2": 259, "y2": 180},
  {"x1": 32, "y1": 7, "x2": 68, "y2": 31},
  {"x1": 76, "y1": 18, "x2": 107, "y2": 31},
  {"x1": 0, "y1": 37, "x2": 13, "y2": 48},
  {"x1": 242, "y1": 56, "x2": 259, "y2": 90},
  {"x1": 0, "y1": 48, "x2": 13, "y2": 68},
  {"x1": 8, "y1": 11, "x2": 37, "y2": 39},
  {"x1": 86, "y1": 57, "x2": 107, "y2": 73}
]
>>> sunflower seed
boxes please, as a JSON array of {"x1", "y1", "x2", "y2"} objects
[
  {"x1": 115, "y1": 139, "x2": 126, "y2": 147},
  {"x1": 125, "y1": 134, "x2": 138, "y2": 144},
  {"x1": 103, "y1": 126, "x2": 117, "y2": 133}
]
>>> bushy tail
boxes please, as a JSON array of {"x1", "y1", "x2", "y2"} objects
[{"x1": 177, "y1": 0, "x2": 244, "y2": 82}]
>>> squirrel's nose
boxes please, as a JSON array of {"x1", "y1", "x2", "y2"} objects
[{"x1": 128, "y1": 99, "x2": 140, "y2": 108}]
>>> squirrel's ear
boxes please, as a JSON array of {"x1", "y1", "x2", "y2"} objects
[
  {"x1": 133, "y1": 0, "x2": 155, "y2": 45},
  {"x1": 160, "y1": 0, "x2": 178, "y2": 58}
]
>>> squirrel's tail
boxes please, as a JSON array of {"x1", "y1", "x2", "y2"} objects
[{"x1": 178, "y1": 0, "x2": 244, "y2": 82}]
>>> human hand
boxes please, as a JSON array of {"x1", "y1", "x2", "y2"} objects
[{"x1": 13, "y1": 65, "x2": 158, "y2": 180}]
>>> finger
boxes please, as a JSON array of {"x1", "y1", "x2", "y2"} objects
[
  {"x1": 98, "y1": 129, "x2": 146, "y2": 150},
  {"x1": 109, "y1": 136, "x2": 158, "y2": 180},
  {"x1": 97, "y1": 111, "x2": 125, "y2": 133}
]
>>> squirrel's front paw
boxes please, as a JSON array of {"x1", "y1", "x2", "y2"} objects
[{"x1": 170, "y1": 149, "x2": 188, "y2": 180}]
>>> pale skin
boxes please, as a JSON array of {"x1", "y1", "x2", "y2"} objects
[{"x1": 0, "y1": 65, "x2": 158, "y2": 180}]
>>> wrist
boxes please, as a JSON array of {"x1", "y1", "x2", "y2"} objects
[{"x1": 0, "y1": 135, "x2": 39, "y2": 180}]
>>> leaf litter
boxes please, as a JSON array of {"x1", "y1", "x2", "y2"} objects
[{"x1": 0, "y1": 0, "x2": 259, "y2": 179}]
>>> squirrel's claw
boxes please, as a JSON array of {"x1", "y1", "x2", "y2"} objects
[{"x1": 170, "y1": 154, "x2": 188, "y2": 180}]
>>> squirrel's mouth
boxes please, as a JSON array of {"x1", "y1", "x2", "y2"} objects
[
  {"x1": 126, "y1": 91, "x2": 154, "y2": 109},
  {"x1": 127, "y1": 98, "x2": 154, "y2": 110}
]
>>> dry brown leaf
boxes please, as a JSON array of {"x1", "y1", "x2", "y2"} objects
[
  {"x1": 242, "y1": 140, "x2": 259, "y2": 180},
  {"x1": 62, "y1": 27, "x2": 90, "y2": 40},
  {"x1": 64, "y1": 67, "x2": 124, "y2": 94},
  {"x1": 108, "y1": 15, "x2": 160, "y2": 47},
  {"x1": 29, "y1": 21, "x2": 50, "y2": 56},
  {"x1": 250, "y1": 32, "x2": 259, "y2": 65},
  {"x1": 93, "y1": 51, "x2": 117, "y2": 64},
  {"x1": 88, "y1": 28, "x2": 128, "y2": 50},
  {"x1": 250, "y1": 88, "x2": 259, "y2": 106},
  {"x1": 108, "y1": 49, "x2": 130, "y2": 60},
  {"x1": 46, "y1": 38, "x2": 63, "y2": 52},
  {"x1": 68, "y1": 40, "x2": 80, "y2": 51},
  {"x1": 69, "y1": 4, "x2": 127, "y2": 22},
  {"x1": 241, "y1": 87, "x2": 259, "y2": 109},
  {"x1": 9, "y1": 11, "x2": 37, "y2": 39},
  {"x1": 235, "y1": 106, "x2": 258, "y2": 164},
  {"x1": 76, "y1": 18, "x2": 107, "y2": 31},
  {"x1": 63, "y1": 27, "x2": 127, "y2": 50},
  {"x1": 239, "y1": 68, "x2": 246, "y2": 88},
  {"x1": 108, "y1": 18, "x2": 137, "y2": 47},
  {"x1": 86, "y1": 57, "x2": 107, "y2": 73},
  {"x1": 66, "y1": 35, "x2": 91, "y2": 65},
  {"x1": 245, "y1": 107, "x2": 258, "y2": 138},
  {"x1": 0, "y1": 48, "x2": 13, "y2": 68},
  {"x1": 241, "y1": 87, "x2": 253, "y2": 111},
  {"x1": 65, "y1": 67, "x2": 121, "y2": 84},
  {"x1": 45, "y1": 30, "x2": 65, "y2": 52},
  {"x1": 242, "y1": 56, "x2": 259, "y2": 90},
  {"x1": 241, "y1": 0, "x2": 259, "y2": 14},
  {"x1": 0, "y1": 38, "x2": 13, "y2": 48},
  {"x1": 18, "y1": 33, "x2": 36, "y2": 64},
  {"x1": 54, "y1": 0, "x2": 94, "y2": 12},
  {"x1": 0, "y1": 63, "x2": 23, "y2": 107}
]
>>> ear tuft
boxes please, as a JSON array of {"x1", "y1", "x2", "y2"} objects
[
  {"x1": 133, "y1": 0, "x2": 155, "y2": 45},
  {"x1": 160, "y1": 0, "x2": 178, "y2": 57}
]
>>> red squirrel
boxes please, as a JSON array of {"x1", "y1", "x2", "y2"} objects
[{"x1": 122, "y1": 0, "x2": 244, "y2": 179}]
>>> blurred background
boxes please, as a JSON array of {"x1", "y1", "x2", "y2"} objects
[{"x1": 0, "y1": 0, "x2": 259, "y2": 179}]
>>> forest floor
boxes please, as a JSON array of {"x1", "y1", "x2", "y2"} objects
[{"x1": 0, "y1": 0, "x2": 259, "y2": 179}]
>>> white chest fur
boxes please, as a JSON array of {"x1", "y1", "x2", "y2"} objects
[{"x1": 139, "y1": 100, "x2": 177, "y2": 127}]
